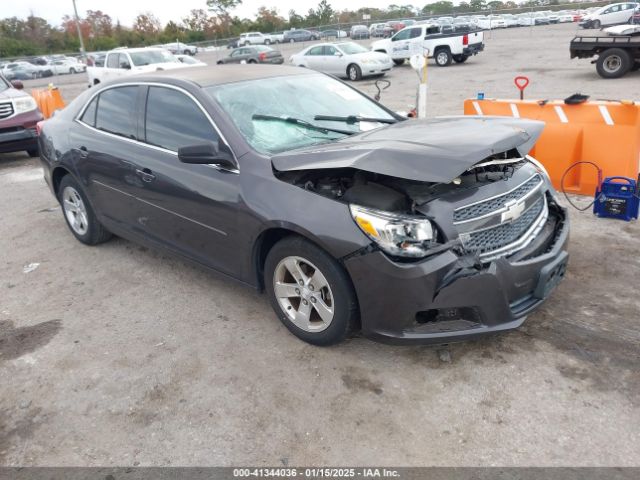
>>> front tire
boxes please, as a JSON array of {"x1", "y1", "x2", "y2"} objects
[
  {"x1": 592, "y1": 20, "x2": 601, "y2": 29},
  {"x1": 347, "y1": 63, "x2": 362, "y2": 81},
  {"x1": 392, "y1": 58, "x2": 404, "y2": 66},
  {"x1": 70, "y1": 67, "x2": 76, "y2": 74},
  {"x1": 264, "y1": 236, "x2": 359, "y2": 346},
  {"x1": 596, "y1": 48, "x2": 632, "y2": 79},
  {"x1": 58, "y1": 175, "x2": 112, "y2": 245},
  {"x1": 265, "y1": 39, "x2": 271, "y2": 45}
]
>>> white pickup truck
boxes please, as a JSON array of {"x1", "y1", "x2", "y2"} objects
[
  {"x1": 86, "y1": 47, "x2": 191, "y2": 87},
  {"x1": 371, "y1": 23, "x2": 484, "y2": 66}
]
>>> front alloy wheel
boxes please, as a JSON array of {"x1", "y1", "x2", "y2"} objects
[
  {"x1": 273, "y1": 256, "x2": 334, "y2": 332},
  {"x1": 265, "y1": 236, "x2": 359, "y2": 346}
]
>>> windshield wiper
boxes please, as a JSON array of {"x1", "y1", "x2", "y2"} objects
[
  {"x1": 252, "y1": 114, "x2": 355, "y2": 136},
  {"x1": 314, "y1": 114, "x2": 398, "y2": 125}
]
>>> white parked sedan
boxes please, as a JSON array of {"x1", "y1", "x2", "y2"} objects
[
  {"x1": 290, "y1": 42, "x2": 393, "y2": 81},
  {"x1": 49, "y1": 58, "x2": 86, "y2": 75}
]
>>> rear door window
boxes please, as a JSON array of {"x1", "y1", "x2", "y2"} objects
[
  {"x1": 95, "y1": 86, "x2": 139, "y2": 139},
  {"x1": 144, "y1": 86, "x2": 219, "y2": 152}
]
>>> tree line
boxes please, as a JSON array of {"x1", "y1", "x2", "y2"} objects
[{"x1": 0, "y1": 0, "x2": 602, "y2": 58}]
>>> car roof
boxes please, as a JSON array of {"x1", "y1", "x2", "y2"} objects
[{"x1": 123, "y1": 64, "x2": 315, "y2": 87}]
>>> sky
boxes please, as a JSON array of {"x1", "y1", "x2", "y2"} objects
[{"x1": 5, "y1": 0, "x2": 426, "y2": 27}]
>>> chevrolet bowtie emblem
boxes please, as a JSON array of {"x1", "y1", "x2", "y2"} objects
[{"x1": 501, "y1": 199, "x2": 526, "y2": 223}]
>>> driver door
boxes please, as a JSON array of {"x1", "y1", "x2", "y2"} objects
[
  {"x1": 323, "y1": 45, "x2": 346, "y2": 75},
  {"x1": 389, "y1": 28, "x2": 412, "y2": 59}
]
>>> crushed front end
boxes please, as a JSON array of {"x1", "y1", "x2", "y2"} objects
[{"x1": 341, "y1": 157, "x2": 569, "y2": 344}]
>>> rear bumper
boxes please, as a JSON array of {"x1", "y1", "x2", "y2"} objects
[
  {"x1": 463, "y1": 43, "x2": 485, "y2": 56},
  {"x1": 0, "y1": 109, "x2": 42, "y2": 153},
  {"x1": 344, "y1": 201, "x2": 569, "y2": 345}
]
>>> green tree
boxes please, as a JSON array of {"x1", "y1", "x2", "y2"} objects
[{"x1": 422, "y1": 1, "x2": 454, "y2": 15}]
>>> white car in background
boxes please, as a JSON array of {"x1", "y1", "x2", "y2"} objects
[
  {"x1": 163, "y1": 42, "x2": 198, "y2": 55},
  {"x1": 49, "y1": 58, "x2": 86, "y2": 74},
  {"x1": 290, "y1": 42, "x2": 392, "y2": 81},
  {"x1": 86, "y1": 47, "x2": 188, "y2": 86},
  {"x1": 175, "y1": 55, "x2": 206, "y2": 66},
  {"x1": 579, "y1": 2, "x2": 639, "y2": 28},
  {"x1": 239, "y1": 32, "x2": 274, "y2": 46},
  {"x1": 501, "y1": 14, "x2": 520, "y2": 27},
  {"x1": 557, "y1": 11, "x2": 576, "y2": 23}
]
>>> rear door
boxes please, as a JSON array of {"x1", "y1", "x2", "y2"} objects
[
  {"x1": 71, "y1": 85, "x2": 144, "y2": 230},
  {"x1": 129, "y1": 85, "x2": 241, "y2": 274},
  {"x1": 304, "y1": 45, "x2": 325, "y2": 69}
]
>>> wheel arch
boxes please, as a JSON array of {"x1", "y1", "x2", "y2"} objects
[
  {"x1": 252, "y1": 225, "x2": 355, "y2": 291},
  {"x1": 51, "y1": 166, "x2": 72, "y2": 196}
]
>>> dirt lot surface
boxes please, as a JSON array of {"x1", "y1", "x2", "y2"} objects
[{"x1": 1, "y1": 23, "x2": 639, "y2": 466}]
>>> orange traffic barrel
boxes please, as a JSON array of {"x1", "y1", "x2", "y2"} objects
[
  {"x1": 464, "y1": 98, "x2": 640, "y2": 196},
  {"x1": 31, "y1": 85, "x2": 66, "y2": 119}
]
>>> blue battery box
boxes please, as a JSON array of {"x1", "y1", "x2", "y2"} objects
[{"x1": 593, "y1": 176, "x2": 639, "y2": 221}]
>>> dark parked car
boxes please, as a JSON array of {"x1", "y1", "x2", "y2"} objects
[
  {"x1": 216, "y1": 46, "x2": 284, "y2": 65},
  {"x1": 350, "y1": 25, "x2": 370, "y2": 39},
  {"x1": 283, "y1": 29, "x2": 319, "y2": 43},
  {"x1": 38, "y1": 65, "x2": 569, "y2": 346},
  {"x1": 0, "y1": 74, "x2": 42, "y2": 157}
]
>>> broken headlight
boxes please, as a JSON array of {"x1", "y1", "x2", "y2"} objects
[{"x1": 350, "y1": 205, "x2": 435, "y2": 258}]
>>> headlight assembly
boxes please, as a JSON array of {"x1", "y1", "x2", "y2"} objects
[
  {"x1": 350, "y1": 205, "x2": 435, "y2": 258},
  {"x1": 13, "y1": 96, "x2": 38, "y2": 115}
]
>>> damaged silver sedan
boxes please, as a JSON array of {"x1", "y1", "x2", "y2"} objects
[{"x1": 38, "y1": 65, "x2": 569, "y2": 346}]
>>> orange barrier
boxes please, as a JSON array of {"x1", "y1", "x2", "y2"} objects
[
  {"x1": 464, "y1": 99, "x2": 640, "y2": 196},
  {"x1": 31, "y1": 86, "x2": 66, "y2": 119}
]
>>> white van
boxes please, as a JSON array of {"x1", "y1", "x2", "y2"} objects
[{"x1": 579, "y1": 2, "x2": 639, "y2": 28}]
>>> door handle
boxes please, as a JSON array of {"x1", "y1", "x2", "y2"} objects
[
  {"x1": 78, "y1": 146, "x2": 89, "y2": 158},
  {"x1": 135, "y1": 168, "x2": 156, "y2": 183}
]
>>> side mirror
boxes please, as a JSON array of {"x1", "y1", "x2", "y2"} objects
[
  {"x1": 11, "y1": 80, "x2": 24, "y2": 90},
  {"x1": 178, "y1": 142, "x2": 237, "y2": 171},
  {"x1": 334, "y1": 52, "x2": 343, "y2": 57}
]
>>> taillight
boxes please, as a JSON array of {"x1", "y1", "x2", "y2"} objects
[
  {"x1": 259, "y1": 52, "x2": 267, "y2": 61},
  {"x1": 463, "y1": 34, "x2": 469, "y2": 46},
  {"x1": 36, "y1": 120, "x2": 44, "y2": 136}
]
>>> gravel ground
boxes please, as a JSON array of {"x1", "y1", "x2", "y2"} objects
[{"x1": 1, "y1": 23, "x2": 639, "y2": 467}]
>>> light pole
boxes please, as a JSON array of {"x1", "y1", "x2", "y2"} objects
[{"x1": 72, "y1": 0, "x2": 86, "y2": 57}]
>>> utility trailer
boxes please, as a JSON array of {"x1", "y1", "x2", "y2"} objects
[{"x1": 570, "y1": 27, "x2": 640, "y2": 78}]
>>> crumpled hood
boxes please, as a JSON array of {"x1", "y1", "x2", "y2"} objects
[{"x1": 271, "y1": 116, "x2": 545, "y2": 183}]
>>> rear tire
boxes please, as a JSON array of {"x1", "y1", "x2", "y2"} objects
[
  {"x1": 58, "y1": 175, "x2": 112, "y2": 246},
  {"x1": 70, "y1": 67, "x2": 76, "y2": 74},
  {"x1": 248, "y1": 59, "x2": 257, "y2": 64},
  {"x1": 264, "y1": 236, "x2": 359, "y2": 346},
  {"x1": 26, "y1": 148, "x2": 39, "y2": 158},
  {"x1": 453, "y1": 54, "x2": 469, "y2": 63},
  {"x1": 592, "y1": 20, "x2": 601, "y2": 29},
  {"x1": 347, "y1": 63, "x2": 362, "y2": 81},
  {"x1": 596, "y1": 48, "x2": 632, "y2": 79},
  {"x1": 265, "y1": 39, "x2": 271, "y2": 45},
  {"x1": 392, "y1": 58, "x2": 404, "y2": 66},
  {"x1": 435, "y1": 48, "x2": 453, "y2": 67}
]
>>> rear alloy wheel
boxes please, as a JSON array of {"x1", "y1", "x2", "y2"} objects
[
  {"x1": 58, "y1": 175, "x2": 112, "y2": 245},
  {"x1": 347, "y1": 63, "x2": 362, "y2": 81},
  {"x1": 596, "y1": 48, "x2": 632, "y2": 79},
  {"x1": 265, "y1": 237, "x2": 359, "y2": 346},
  {"x1": 435, "y1": 48, "x2": 453, "y2": 67}
]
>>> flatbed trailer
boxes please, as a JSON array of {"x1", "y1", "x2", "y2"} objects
[{"x1": 570, "y1": 33, "x2": 640, "y2": 78}]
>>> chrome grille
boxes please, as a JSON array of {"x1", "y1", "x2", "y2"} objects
[
  {"x1": 454, "y1": 174, "x2": 543, "y2": 223},
  {"x1": 463, "y1": 196, "x2": 545, "y2": 255},
  {"x1": 0, "y1": 102, "x2": 14, "y2": 120}
]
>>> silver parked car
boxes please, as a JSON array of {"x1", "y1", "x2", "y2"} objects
[{"x1": 290, "y1": 42, "x2": 393, "y2": 80}]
